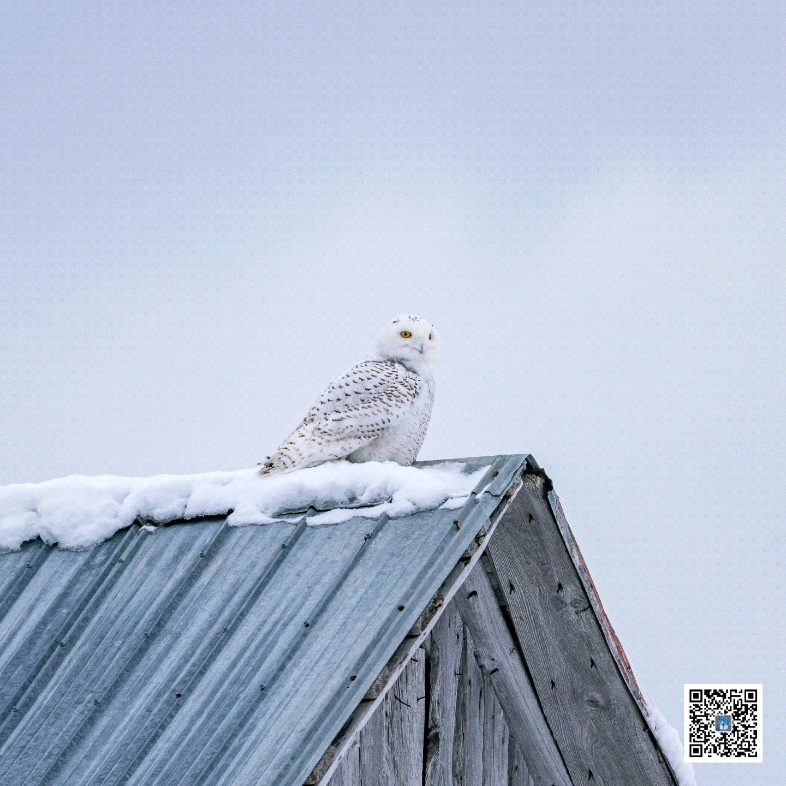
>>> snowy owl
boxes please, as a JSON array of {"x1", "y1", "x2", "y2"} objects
[{"x1": 260, "y1": 315, "x2": 439, "y2": 474}]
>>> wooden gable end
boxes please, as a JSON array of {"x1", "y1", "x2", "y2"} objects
[{"x1": 310, "y1": 472, "x2": 680, "y2": 786}]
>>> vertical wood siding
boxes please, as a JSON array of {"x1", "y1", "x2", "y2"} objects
[
  {"x1": 358, "y1": 654, "x2": 426, "y2": 786},
  {"x1": 423, "y1": 606, "x2": 462, "y2": 786},
  {"x1": 326, "y1": 618, "x2": 534, "y2": 786},
  {"x1": 508, "y1": 743, "x2": 535, "y2": 786},
  {"x1": 482, "y1": 679, "x2": 509, "y2": 786},
  {"x1": 454, "y1": 564, "x2": 572, "y2": 785},
  {"x1": 325, "y1": 738, "x2": 359, "y2": 786},
  {"x1": 452, "y1": 628, "x2": 485, "y2": 786}
]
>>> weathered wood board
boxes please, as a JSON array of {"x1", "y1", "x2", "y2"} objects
[
  {"x1": 325, "y1": 737, "x2": 359, "y2": 786},
  {"x1": 482, "y1": 676, "x2": 508, "y2": 786},
  {"x1": 452, "y1": 627, "x2": 485, "y2": 786},
  {"x1": 324, "y1": 606, "x2": 537, "y2": 786},
  {"x1": 508, "y1": 741, "x2": 534, "y2": 786},
  {"x1": 358, "y1": 650, "x2": 426, "y2": 786},
  {"x1": 548, "y1": 490, "x2": 647, "y2": 710},
  {"x1": 423, "y1": 606, "x2": 463, "y2": 786}
]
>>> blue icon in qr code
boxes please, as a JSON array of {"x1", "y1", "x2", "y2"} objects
[{"x1": 715, "y1": 715, "x2": 733, "y2": 732}]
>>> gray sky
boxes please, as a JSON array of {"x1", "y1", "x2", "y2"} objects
[{"x1": 1, "y1": 3, "x2": 784, "y2": 781}]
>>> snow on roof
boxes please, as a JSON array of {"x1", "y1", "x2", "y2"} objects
[{"x1": 0, "y1": 460, "x2": 488, "y2": 552}]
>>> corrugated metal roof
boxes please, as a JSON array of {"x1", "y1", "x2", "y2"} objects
[{"x1": 0, "y1": 455, "x2": 527, "y2": 786}]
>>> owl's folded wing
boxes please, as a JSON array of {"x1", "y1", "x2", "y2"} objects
[
  {"x1": 260, "y1": 360, "x2": 422, "y2": 474},
  {"x1": 308, "y1": 359, "x2": 421, "y2": 420}
]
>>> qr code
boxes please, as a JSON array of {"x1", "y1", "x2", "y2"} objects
[{"x1": 684, "y1": 684, "x2": 763, "y2": 762}]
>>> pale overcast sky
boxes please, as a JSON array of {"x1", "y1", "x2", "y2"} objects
[{"x1": 1, "y1": 4, "x2": 784, "y2": 782}]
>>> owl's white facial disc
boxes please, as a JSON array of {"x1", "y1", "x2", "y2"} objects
[{"x1": 373, "y1": 314, "x2": 440, "y2": 373}]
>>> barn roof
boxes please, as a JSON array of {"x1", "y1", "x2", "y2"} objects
[
  {"x1": 0, "y1": 455, "x2": 685, "y2": 786},
  {"x1": 0, "y1": 455, "x2": 529, "y2": 786}
]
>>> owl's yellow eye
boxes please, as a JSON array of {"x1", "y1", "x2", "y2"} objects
[{"x1": 400, "y1": 330, "x2": 412, "y2": 338}]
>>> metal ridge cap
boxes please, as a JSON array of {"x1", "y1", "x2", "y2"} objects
[{"x1": 414, "y1": 453, "x2": 530, "y2": 468}]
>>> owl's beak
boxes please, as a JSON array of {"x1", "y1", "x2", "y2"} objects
[{"x1": 417, "y1": 342, "x2": 425, "y2": 354}]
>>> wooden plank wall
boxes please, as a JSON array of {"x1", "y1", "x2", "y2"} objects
[{"x1": 325, "y1": 603, "x2": 534, "y2": 786}]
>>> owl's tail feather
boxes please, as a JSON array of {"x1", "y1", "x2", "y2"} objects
[
  {"x1": 258, "y1": 447, "x2": 303, "y2": 476},
  {"x1": 258, "y1": 457, "x2": 285, "y2": 476}
]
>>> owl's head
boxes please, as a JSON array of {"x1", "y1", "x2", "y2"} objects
[{"x1": 373, "y1": 314, "x2": 440, "y2": 373}]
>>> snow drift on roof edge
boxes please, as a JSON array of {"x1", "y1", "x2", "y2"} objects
[
  {"x1": 0, "y1": 461, "x2": 488, "y2": 552},
  {"x1": 643, "y1": 696, "x2": 696, "y2": 786}
]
